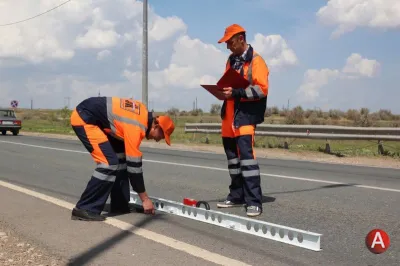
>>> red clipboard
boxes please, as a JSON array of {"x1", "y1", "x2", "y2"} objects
[
  {"x1": 217, "y1": 68, "x2": 250, "y2": 89},
  {"x1": 201, "y1": 68, "x2": 250, "y2": 100},
  {"x1": 200, "y1": 85, "x2": 225, "y2": 100}
]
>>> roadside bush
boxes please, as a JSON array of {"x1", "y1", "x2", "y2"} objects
[
  {"x1": 346, "y1": 109, "x2": 359, "y2": 120},
  {"x1": 329, "y1": 109, "x2": 343, "y2": 120},
  {"x1": 304, "y1": 109, "x2": 314, "y2": 118},
  {"x1": 354, "y1": 108, "x2": 373, "y2": 127},
  {"x1": 285, "y1": 106, "x2": 304, "y2": 124},
  {"x1": 265, "y1": 107, "x2": 273, "y2": 117},
  {"x1": 271, "y1": 106, "x2": 279, "y2": 115},
  {"x1": 279, "y1": 109, "x2": 288, "y2": 117},
  {"x1": 309, "y1": 112, "x2": 319, "y2": 125},
  {"x1": 377, "y1": 109, "x2": 393, "y2": 120}
]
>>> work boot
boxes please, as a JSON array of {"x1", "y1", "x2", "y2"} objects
[
  {"x1": 217, "y1": 200, "x2": 245, "y2": 208},
  {"x1": 71, "y1": 207, "x2": 106, "y2": 221},
  {"x1": 246, "y1": 206, "x2": 262, "y2": 217}
]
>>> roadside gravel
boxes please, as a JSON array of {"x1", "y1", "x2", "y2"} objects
[{"x1": 0, "y1": 220, "x2": 67, "y2": 266}]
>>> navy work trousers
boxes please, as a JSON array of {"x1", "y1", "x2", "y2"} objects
[{"x1": 222, "y1": 125, "x2": 263, "y2": 209}]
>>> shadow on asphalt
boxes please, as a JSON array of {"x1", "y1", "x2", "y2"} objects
[
  {"x1": 66, "y1": 211, "x2": 167, "y2": 266},
  {"x1": 265, "y1": 183, "x2": 358, "y2": 195},
  {"x1": 206, "y1": 183, "x2": 356, "y2": 205},
  {"x1": 207, "y1": 195, "x2": 276, "y2": 204}
]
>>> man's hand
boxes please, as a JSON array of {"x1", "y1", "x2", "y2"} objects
[
  {"x1": 222, "y1": 87, "x2": 233, "y2": 99},
  {"x1": 142, "y1": 198, "x2": 155, "y2": 215},
  {"x1": 139, "y1": 192, "x2": 155, "y2": 215}
]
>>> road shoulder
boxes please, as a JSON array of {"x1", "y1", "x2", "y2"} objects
[
  {"x1": 0, "y1": 184, "x2": 220, "y2": 266},
  {"x1": 0, "y1": 219, "x2": 67, "y2": 266}
]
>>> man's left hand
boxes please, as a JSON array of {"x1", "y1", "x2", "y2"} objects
[{"x1": 222, "y1": 87, "x2": 233, "y2": 99}]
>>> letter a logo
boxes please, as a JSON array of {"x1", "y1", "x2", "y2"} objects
[{"x1": 365, "y1": 229, "x2": 390, "y2": 254}]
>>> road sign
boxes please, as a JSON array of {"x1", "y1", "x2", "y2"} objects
[
  {"x1": 10, "y1": 100, "x2": 18, "y2": 108},
  {"x1": 129, "y1": 192, "x2": 323, "y2": 251}
]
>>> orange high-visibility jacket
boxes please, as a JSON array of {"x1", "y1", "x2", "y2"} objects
[
  {"x1": 224, "y1": 48, "x2": 269, "y2": 101},
  {"x1": 74, "y1": 96, "x2": 150, "y2": 187},
  {"x1": 105, "y1": 97, "x2": 148, "y2": 173},
  {"x1": 221, "y1": 45, "x2": 269, "y2": 127}
]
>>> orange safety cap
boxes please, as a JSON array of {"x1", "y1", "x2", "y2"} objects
[
  {"x1": 218, "y1": 24, "x2": 246, "y2": 43},
  {"x1": 158, "y1": 115, "x2": 175, "y2": 146}
]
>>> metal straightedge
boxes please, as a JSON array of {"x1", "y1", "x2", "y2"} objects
[{"x1": 129, "y1": 192, "x2": 322, "y2": 251}]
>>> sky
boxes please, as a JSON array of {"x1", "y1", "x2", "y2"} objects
[{"x1": 0, "y1": 0, "x2": 399, "y2": 113}]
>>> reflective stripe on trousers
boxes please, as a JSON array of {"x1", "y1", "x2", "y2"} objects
[{"x1": 222, "y1": 134, "x2": 262, "y2": 208}]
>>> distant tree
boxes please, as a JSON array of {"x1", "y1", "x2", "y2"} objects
[
  {"x1": 210, "y1": 104, "x2": 221, "y2": 115},
  {"x1": 167, "y1": 107, "x2": 179, "y2": 116}
]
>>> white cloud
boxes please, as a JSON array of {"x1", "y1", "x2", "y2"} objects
[
  {"x1": 0, "y1": 87, "x2": 11, "y2": 108},
  {"x1": 0, "y1": 0, "x2": 94, "y2": 64},
  {"x1": 297, "y1": 53, "x2": 380, "y2": 102},
  {"x1": 122, "y1": 31, "x2": 298, "y2": 110},
  {"x1": 342, "y1": 53, "x2": 381, "y2": 78},
  {"x1": 74, "y1": 7, "x2": 121, "y2": 49},
  {"x1": 148, "y1": 15, "x2": 187, "y2": 42},
  {"x1": 97, "y1": 50, "x2": 111, "y2": 61},
  {"x1": 125, "y1": 35, "x2": 227, "y2": 90},
  {"x1": 317, "y1": 0, "x2": 400, "y2": 38},
  {"x1": 251, "y1": 34, "x2": 298, "y2": 68},
  {"x1": 297, "y1": 69, "x2": 340, "y2": 102},
  {"x1": 0, "y1": 0, "x2": 298, "y2": 111}
]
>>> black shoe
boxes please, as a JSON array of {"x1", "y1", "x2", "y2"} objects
[{"x1": 71, "y1": 207, "x2": 106, "y2": 221}]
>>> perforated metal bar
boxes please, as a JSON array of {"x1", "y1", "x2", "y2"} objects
[{"x1": 129, "y1": 192, "x2": 322, "y2": 251}]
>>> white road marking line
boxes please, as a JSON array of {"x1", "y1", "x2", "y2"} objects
[
  {"x1": 1, "y1": 140, "x2": 399, "y2": 193},
  {"x1": 0, "y1": 180, "x2": 250, "y2": 266},
  {"x1": 21, "y1": 132, "x2": 218, "y2": 155}
]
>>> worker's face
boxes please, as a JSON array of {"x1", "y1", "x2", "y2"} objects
[
  {"x1": 148, "y1": 125, "x2": 164, "y2": 142},
  {"x1": 226, "y1": 34, "x2": 245, "y2": 55}
]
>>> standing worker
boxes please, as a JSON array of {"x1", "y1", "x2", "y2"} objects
[
  {"x1": 216, "y1": 24, "x2": 269, "y2": 217},
  {"x1": 70, "y1": 96, "x2": 175, "y2": 221}
]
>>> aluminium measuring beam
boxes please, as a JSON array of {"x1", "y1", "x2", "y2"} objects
[{"x1": 129, "y1": 192, "x2": 322, "y2": 251}]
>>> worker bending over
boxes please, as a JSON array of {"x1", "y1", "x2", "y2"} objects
[
  {"x1": 217, "y1": 24, "x2": 269, "y2": 217},
  {"x1": 70, "y1": 96, "x2": 175, "y2": 221}
]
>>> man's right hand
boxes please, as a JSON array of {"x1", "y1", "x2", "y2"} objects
[
  {"x1": 142, "y1": 198, "x2": 155, "y2": 215},
  {"x1": 222, "y1": 87, "x2": 233, "y2": 99}
]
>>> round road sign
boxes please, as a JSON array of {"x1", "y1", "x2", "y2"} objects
[{"x1": 10, "y1": 100, "x2": 18, "y2": 108}]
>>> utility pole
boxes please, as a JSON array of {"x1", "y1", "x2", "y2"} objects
[
  {"x1": 30, "y1": 98, "x2": 33, "y2": 110},
  {"x1": 142, "y1": 0, "x2": 148, "y2": 107},
  {"x1": 64, "y1": 97, "x2": 70, "y2": 109}
]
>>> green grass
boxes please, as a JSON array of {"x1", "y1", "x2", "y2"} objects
[{"x1": 14, "y1": 108, "x2": 400, "y2": 159}]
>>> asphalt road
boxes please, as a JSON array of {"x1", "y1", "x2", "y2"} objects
[{"x1": 0, "y1": 135, "x2": 399, "y2": 266}]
